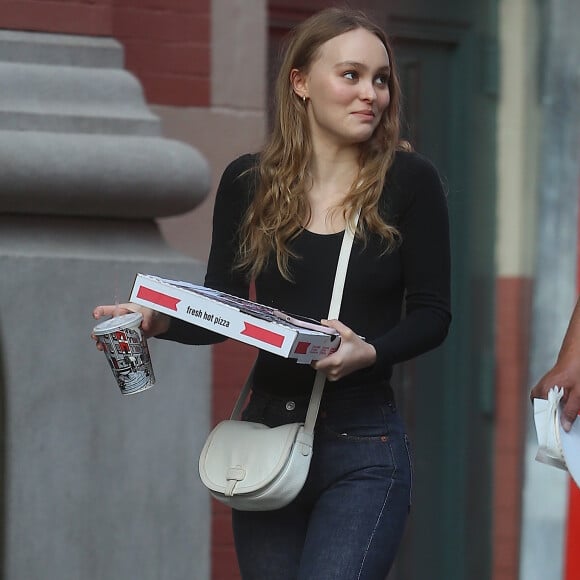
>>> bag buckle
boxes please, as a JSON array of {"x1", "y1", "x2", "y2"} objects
[{"x1": 225, "y1": 465, "x2": 246, "y2": 496}]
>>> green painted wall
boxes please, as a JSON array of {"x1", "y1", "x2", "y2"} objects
[{"x1": 383, "y1": 2, "x2": 498, "y2": 580}]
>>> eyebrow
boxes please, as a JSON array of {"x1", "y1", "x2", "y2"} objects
[{"x1": 335, "y1": 61, "x2": 391, "y2": 74}]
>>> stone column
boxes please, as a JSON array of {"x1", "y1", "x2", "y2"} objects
[
  {"x1": 0, "y1": 30, "x2": 212, "y2": 580},
  {"x1": 521, "y1": 0, "x2": 580, "y2": 578}
]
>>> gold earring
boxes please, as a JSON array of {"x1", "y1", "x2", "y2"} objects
[{"x1": 302, "y1": 95, "x2": 307, "y2": 103}]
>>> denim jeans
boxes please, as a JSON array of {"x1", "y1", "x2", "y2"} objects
[{"x1": 232, "y1": 385, "x2": 413, "y2": 580}]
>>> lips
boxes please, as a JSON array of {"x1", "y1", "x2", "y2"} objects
[{"x1": 352, "y1": 110, "x2": 375, "y2": 119}]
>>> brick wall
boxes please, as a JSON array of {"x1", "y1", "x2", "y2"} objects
[
  {"x1": 0, "y1": 0, "x2": 210, "y2": 106},
  {"x1": 211, "y1": 340, "x2": 255, "y2": 580},
  {"x1": 492, "y1": 277, "x2": 533, "y2": 580},
  {"x1": 0, "y1": 0, "x2": 111, "y2": 35}
]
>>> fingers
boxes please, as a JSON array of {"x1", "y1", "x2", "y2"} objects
[
  {"x1": 92, "y1": 305, "x2": 106, "y2": 320},
  {"x1": 311, "y1": 351, "x2": 341, "y2": 381},
  {"x1": 311, "y1": 319, "x2": 348, "y2": 378},
  {"x1": 91, "y1": 332, "x2": 105, "y2": 351},
  {"x1": 530, "y1": 380, "x2": 547, "y2": 404},
  {"x1": 320, "y1": 318, "x2": 353, "y2": 338},
  {"x1": 312, "y1": 353, "x2": 342, "y2": 381},
  {"x1": 95, "y1": 303, "x2": 142, "y2": 319},
  {"x1": 561, "y1": 416, "x2": 574, "y2": 433},
  {"x1": 311, "y1": 320, "x2": 375, "y2": 381},
  {"x1": 530, "y1": 373, "x2": 580, "y2": 432},
  {"x1": 530, "y1": 369, "x2": 564, "y2": 402},
  {"x1": 562, "y1": 390, "x2": 580, "y2": 432}
]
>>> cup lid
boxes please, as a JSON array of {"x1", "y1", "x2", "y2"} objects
[{"x1": 93, "y1": 312, "x2": 143, "y2": 335}]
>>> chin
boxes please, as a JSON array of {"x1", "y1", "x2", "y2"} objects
[{"x1": 349, "y1": 130, "x2": 375, "y2": 145}]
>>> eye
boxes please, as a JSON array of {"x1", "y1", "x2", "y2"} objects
[
  {"x1": 375, "y1": 74, "x2": 389, "y2": 87},
  {"x1": 343, "y1": 70, "x2": 358, "y2": 81}
]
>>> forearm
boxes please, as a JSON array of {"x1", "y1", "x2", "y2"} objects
[
  {"x1": 555, "y1": 297, "x2": 580, "y2": 365},
  {"x1": 531, "y1": 297, "x2": 580, "y2": 430},
  {"x1": 370, "y1": 307, "x2": 451, "y2": 373}
]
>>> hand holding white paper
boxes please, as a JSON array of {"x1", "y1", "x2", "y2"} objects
[
  {"x1": 534, "y1": 386, "x2": 580, "y2": 487},
  {"x1": 534, "y1": 386, "x2": 567, "y2": 470}
]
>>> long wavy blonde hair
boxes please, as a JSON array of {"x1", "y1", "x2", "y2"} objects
[{"x1": 238, "y1": 7, "x2": 407, "y2": 281}]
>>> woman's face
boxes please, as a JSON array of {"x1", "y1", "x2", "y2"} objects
[{"x1": 293, "y1": 28, "x2": 391, "y2": 149}]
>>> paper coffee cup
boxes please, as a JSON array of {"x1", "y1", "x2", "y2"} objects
[{"x1": 93, "y1": 312, "x2": 156, "y2": 395}]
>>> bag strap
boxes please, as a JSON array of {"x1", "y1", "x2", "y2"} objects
[
  {"x1": 231, "y1": 212, "x2": 360, "y2": 430},
  {"x1": 302, "y1": 214, "x2": 359, "y2": 434}
]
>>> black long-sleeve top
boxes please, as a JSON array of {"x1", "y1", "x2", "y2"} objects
[{"x1": 159, "y1": 150, "x2": 451, "y2": 397}]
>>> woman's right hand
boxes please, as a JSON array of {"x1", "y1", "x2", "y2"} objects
[{"x1": 91, "y1": 303, "x2": 171, "y2": 350}]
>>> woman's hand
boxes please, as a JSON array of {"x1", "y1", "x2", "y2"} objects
[
  {"x1": 531, "y1": 359, "x2": 580, "y2": 432},
  {"x1": 91, "y1": 303, "x2": 171, "y2": 350},
  {"x1": 311, "y1": 319, "x2": 376, "y2": 381}
]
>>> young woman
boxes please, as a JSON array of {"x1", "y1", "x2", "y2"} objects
[{"x1": 94, "y1": 8, "x2": 451, "y2": 579}]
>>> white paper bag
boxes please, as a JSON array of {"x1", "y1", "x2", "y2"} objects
[
  {"x1": 534, "y1": 386, "x2": 567, "y2": 470},
  {"x1": 534, "y1": 386, "x2": 580, "y2": 487}
]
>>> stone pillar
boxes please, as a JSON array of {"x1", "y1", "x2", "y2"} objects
[
  {"x1": 520, "y1": 0, "x2": 580, "y2": 578},
  {"x1": 0, "y1": 30, "x2": 212, "y2": 580}
]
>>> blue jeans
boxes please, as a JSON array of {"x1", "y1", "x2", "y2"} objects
[{"x1": 232, "y1": 386, "x2": 413, "y2": 580}]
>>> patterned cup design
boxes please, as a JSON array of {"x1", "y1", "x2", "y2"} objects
[{"x1": 93, "y1": 313, "x2": 155, "y2": 395}]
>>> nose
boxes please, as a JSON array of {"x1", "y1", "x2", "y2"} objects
[{"x1": 360, "y1": 80, "x2": 377, "y2": 102}]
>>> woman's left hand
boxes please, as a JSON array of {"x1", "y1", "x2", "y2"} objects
[{"x1": 311, "y1": 319, "x2": 376, "y2": 381}]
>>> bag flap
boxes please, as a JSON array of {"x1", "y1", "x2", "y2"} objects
[{"x1": 199, "y1": 421, "x2": 303, "y2": 494}]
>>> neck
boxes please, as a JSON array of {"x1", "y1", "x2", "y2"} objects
[
  {"x1": 309, "y1": 140, "x2": 360, "y2": 195},
  {"x1": 302, "y1": 139, "x2": 361, "y2": 234}
]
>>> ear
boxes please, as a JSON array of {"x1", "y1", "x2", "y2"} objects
[{"x1": 290, "y1": 68, "x2": 308, "y2": 100}]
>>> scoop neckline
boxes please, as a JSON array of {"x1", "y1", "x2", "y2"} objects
[{"x1": 301, "y1": 228, "x2": 345, "y2": 238}]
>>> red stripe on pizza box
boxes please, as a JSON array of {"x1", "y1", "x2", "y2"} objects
[
  {"x1": 136, "y1": 286, "x2": 181, "y2": 311},
  {"x1": 241, "y1": 322, "x2": 285, "y2": 348}
]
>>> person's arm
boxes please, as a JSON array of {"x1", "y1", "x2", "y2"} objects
[
  {"x1": 313, "y1": 153, "x2": 451, "y2": 381},
  {"x1": 531, "y1": 297, "x2": 580, "y2": 431},
  {"x1": 368, "y1": 153, "x2": 452, "y2": 372},
  {"x1": 311, "y1": 319, "x2": 377, "y2": 381}
]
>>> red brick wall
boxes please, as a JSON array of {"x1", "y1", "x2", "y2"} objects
[
  {"x1": 0, "y1": 0, "x2": 112, "y2": 35},
  {"x1": 211, "y1": 340, "x2": 255, "y2": 580},
  {"x1": 0, "y1": 0, "x2": 210, "y2": 106},
  {"x1": 112, "y1": 1, "x2": 210, "y2": 106},
  {"x1": 492, "y1": 277, "x2": 533, "y2": 580}
]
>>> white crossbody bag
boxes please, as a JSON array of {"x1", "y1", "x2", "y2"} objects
[{"x1": 198, "y1": 214, "x2": 359, "y2": 511}]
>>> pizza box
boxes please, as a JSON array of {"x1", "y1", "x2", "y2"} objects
[{"x1": 130, "y1": 274, "x2": 341, "y2": 364}]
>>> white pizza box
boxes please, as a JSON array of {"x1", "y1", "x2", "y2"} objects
[{"x1": 130, "y1": 273, "x2": 341, "y2": 364}]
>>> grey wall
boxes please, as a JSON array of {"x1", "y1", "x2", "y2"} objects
[
  {"x1": 0, "y1": 219, "x2": 211, "y2": 580},
  {"x1": 0, "y1": 30, "x2": 213, "y2": 580}
]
